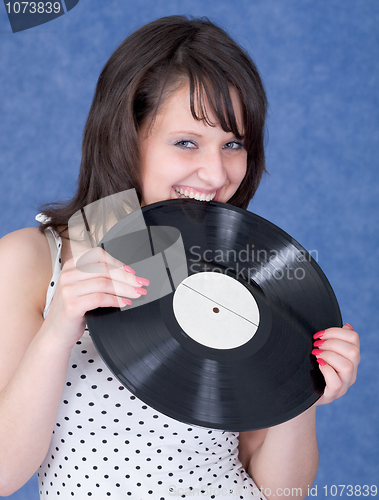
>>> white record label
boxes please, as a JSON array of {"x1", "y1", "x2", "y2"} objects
[{"x1": 173, "y1": 272, "x2": 260, "y2": 349}]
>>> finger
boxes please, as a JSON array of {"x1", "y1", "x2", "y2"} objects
[
  {"x1": 313, "y1": 324, "x2": 360, "y2": 379},
  {"x1": 79, "y1": 246, "x2": 130, "y2": 273},
  {"x1": 106, "y1": 267, "x2": 150, "y2": 298},
  {"x1": 63, "y1": 246, "x2": 132, "y2": 274},
  {"x1": 312, "y1": 338, "x2": 360, "y2": 368},
  {"x1": 59, "y1": 254, "x2": 150, "y2": 305},
  {"x1": 59, "y1": 261, "x2": 135, "y2": 289},
  {"x1": 319, "y1": 347, "x2": 356, "y2": 382},
  {"x1": 67, "y1": 272, "x2": 149, "y2": 301},
  {"x1": 316, "y1": 362, "x2": 345, "y2": 405},
  {"x1": 68, "y1": 288, "x2": 133, "y2": 314},
  {"x1": 62, "y1": 245, "x2": 145, "y2": 285},
  {"x1": 313, "y1": 324, "x2": 360, "y2": 348},
  {"x1": 313, "y1": 329, "x2": 360, "y2": 382},
  {"x1": 313, "y1": 323, "x2": 360, "y2": 405}
]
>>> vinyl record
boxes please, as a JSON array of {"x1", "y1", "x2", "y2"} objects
[{"x1": 86, "y1": 199, "x2": 342, "y2": 431}]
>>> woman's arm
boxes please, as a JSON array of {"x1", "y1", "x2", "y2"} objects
[
  {"x1": 239, "y1": 324, "x2": 360, "y2": 500},
  {"x1": 0, "y1": 228, "x2": 69, "y2": 495},
  {"x1": 0, "y1": 229, "x2": 147, "y2": 495},
  {"x1": 240, "y1": 406, "x2": 318, "y2": 500}
]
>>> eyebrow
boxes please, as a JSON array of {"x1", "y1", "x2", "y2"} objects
[
  {"x1": 168, "y1": 131, "x2": 203, "y2": 137},
  {"x1": 168, "y1": 130, "x2": 244, "y2": 139}
]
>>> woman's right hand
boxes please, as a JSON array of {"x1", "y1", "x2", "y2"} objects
[
  {"x1": 42, "y1": 246, "x2": 149, "y2": 350},
  {"x1": 0, "y1": 231, "x2": 151, "y2": 494}
]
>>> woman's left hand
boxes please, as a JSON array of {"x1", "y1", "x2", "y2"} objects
[{"x1": 312, "y1": 323, "x2": 360, "y2": 405}]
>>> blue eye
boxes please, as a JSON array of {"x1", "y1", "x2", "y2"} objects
[
  {"x1": 174, "y1": 140, "x2": 196, "y2": 149},
  {"x1": 223, "y1": 141, "x2": 243, "y2": 150}
]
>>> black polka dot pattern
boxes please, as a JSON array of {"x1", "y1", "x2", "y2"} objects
[{"x1": 37, "y1": 225, "x2": 265, "y2": 499}]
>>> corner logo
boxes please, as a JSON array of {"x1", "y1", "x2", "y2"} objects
[{"x1": 3, "y1": 0, "x2": 79, "y2": 33}]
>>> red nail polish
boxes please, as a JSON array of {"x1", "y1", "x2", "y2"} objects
[
  {"x1": 135, "y1": 277, "x2": 150, "y2": 286},
  {"x1": 123, "y1": 264, "x2": 135, "y2": 274},
  {"x1": 121, "y1": 298, "x2": 132, "y2": 305},
  {"x1": 312, "y1": 348, "x2": 323, "y2": 355},
  {"x1": 317, "y1": 358, "x2": 326, "y2": 366},
  {"x1": 345, "y1": 323, "x2": 354, "y2": 330},
  {"x1": 134, "y1": 287, "x2": 147, "y2": 295},
  {"x1": 313, "y1": 330, "x2": 325, "y2": 339},
  {"x1": 313, "y1": 339, "x2": 325, "y2": 347}
]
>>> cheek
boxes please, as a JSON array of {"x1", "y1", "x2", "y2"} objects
[
  {"x1": 229, "y1": 155, "x2": 248, "y2": 186},
  {"x1": 142, "y1": 145, "x2": 187, "y2": 182},
  {"x1": 141, "y1": 158, "x2": 182, "y2": 205},
  {"x1": 140, "y1": 149, "x2": 170, "y2": 192}
]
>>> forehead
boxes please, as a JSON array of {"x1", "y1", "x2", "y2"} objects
[{"x1": 145, "y1": 82, "x2": 244, "y2": 136}]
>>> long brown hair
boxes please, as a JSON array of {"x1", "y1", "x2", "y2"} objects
[{"x1": 39, "y1": 15, "x2": 267, "y2": 232}]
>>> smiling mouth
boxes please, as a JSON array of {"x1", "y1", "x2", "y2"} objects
[{"x1": 173, "y1": 186, "x2": 217, "y2": 202}]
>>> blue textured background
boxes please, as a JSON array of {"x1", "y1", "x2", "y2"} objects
[{"x1": 1, "y1": 1, "x2": 378, "y2": 498}]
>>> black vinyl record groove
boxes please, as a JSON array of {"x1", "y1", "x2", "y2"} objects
[{"x1": 86, "y1": 200, "x2": 342, "y2": 431}]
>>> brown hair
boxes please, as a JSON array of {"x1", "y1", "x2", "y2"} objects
[{"x1": 39, "y1": 15, "x2": 267, "y2": 232}]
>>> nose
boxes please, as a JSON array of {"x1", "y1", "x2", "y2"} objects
[{"x1": 196, "y1": 149, "x2": 228, "y2": 189}]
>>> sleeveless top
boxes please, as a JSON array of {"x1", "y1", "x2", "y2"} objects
[{"x1": 36, "y1": 216, "x2": 265, "y2": 500}]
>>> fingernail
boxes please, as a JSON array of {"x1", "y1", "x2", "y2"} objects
[
  {"x1": 135, "y1": 277, "x2": 150, "y2": 286},
  {"x1": 313, "y1": 330, "x2": 325, "y2": 339},
  {"x1": 317, "y1": 358, "x2": 326, "y2": 366},
  {"x1": 134, "y1": 287, "x2": 147, "y2": 295},
  {"x1": 312, "y1": 348, "x2": 323, "y2": 355},
  {"x1": 121, "y1": 298, "x2": 132, "y2": 305},
  {"x1": 313, "y1": 339, "x2": 325, "y2": 347},
  {"x1": 345, "y1": 323, "x2": 354, "y2": 330},
  {"x1": 123, "y1": 264, "x2": 136, "y2": 274}
]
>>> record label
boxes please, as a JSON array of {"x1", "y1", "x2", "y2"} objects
[{"x1": 173, "y1": 272, "x2": 260, "y2": 349}]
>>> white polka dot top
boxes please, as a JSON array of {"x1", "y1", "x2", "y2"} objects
[{"x1": 36, "y1": 216, "x2": 265, "y2": 500}]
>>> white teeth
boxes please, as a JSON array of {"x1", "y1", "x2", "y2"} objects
[{"x1": 174, "y1": 187, "x2": 216, "y2": 202}]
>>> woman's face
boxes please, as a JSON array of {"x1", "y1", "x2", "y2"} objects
[{"x1": 139, "y1": 83, "x2": 247, "y2": 207}]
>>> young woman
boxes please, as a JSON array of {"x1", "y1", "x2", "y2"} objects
[{"x1": 0, "y1": 15, "x2": 360, "y2": 500}]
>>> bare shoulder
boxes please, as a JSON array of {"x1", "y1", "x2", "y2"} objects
[
  {"x1": 0, "y1": 227, "x2": 53, "y2": 390},
  {"x1": 0, "y1": 227, "x2": 52, "y2": 313}
]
